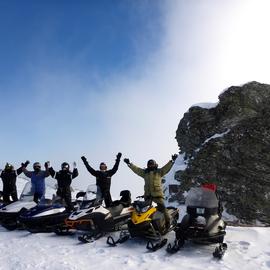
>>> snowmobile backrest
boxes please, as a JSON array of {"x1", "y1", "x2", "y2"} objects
[
  {"x1": 110, "y1": 190, "x2": 131, "y2": 207},
  {"x1": 119, "y1": 190, "x2": 131, "y2": 207}
]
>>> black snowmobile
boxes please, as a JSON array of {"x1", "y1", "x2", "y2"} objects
[
  {"x1": 0, "y1": 191, "x2": 4, "y2": 209},
  {"x1": 65, "y1": 190, "x2": 133, "y2": 243},
  {"x1": 18, "y1": 184, "x2": 99, "y2": 234},
  {"x1": 107, "y1": 196, "x2": 179, "y2": 251},
  {"x1": 166, "y1": 184, "x2": 227, "y2": 258},
  {"x1": 0, "y1": 182, "x2": 37, "y2": 230}
]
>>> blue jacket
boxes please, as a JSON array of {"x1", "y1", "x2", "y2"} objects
[{"x1": 23, "y1": 169, "x2": 50, "y2": 195}]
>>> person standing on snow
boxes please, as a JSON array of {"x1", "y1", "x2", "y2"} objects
[
  {"x1": 0, "y1": 162, "x2": 26, "y2": 204},
  {"x1": 49, "y1": 162, "x2": 78, "y2": 211},
  {"x1": 81, "y1": 153, "x2": 122, "y2": 207},
  {"x1": 123, "y1": 154, "x2": 178, "y2": 229},
  {"x1": 22, "y1": 161, "x2": 50, "y2": 203}
]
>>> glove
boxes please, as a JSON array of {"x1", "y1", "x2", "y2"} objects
[
  {"x1": 172, "y1": 154, "x2": 178, "y2": 161},
  {"x1": 116, "y1": 152, "x2": 122, "y2": 160},
  {"x1": 44, "y1": 161, "x2": 50, "y2": 169},
  {"x1": 73, "y1": 162, "x2": 77, "y2": 169},
  {"x1": 21, "y1": 160, "x2": 30, "y2": 167},
  {"x1": 124, "y1": 158, "x2": 130, "y2": 165},
  {"x1": 25, "y1": 160, "x2": 30, "y2": 166},
  {"x1": 81, "y1": 156, "x2": 87, "y2": 163}
]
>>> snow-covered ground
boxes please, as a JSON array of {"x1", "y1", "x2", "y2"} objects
[
  {"x1": 1, "y1": 176, "x2": 269, "y2": 270},
  {"x1": 0, "y1": 225, "x2": 269, "y2": 270}
]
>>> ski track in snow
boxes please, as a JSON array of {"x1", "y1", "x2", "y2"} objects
[{"x1": 0, "y1": 226, "x2": 269, "y2": 270}]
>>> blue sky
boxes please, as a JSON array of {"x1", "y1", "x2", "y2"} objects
[
  {"x1": 1, "y1": 0, "x2": 270, "y2": 196},
  {"x1": 0, "y1": 1, "x2": 164, "y2": 157}
]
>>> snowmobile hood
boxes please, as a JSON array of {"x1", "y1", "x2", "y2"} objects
[
  {"x1": 131, "y1": 206, "x2": 156, "y2": 225},
  {"x1": 20, "y1": 204, "x2": 66, "y2": 218},
  {"x1": 68, "y1": 205, "x2": 109, "y2": 221},
  {"x1": 185, "y1": 187, "x2": 219, "y2": 208},
  {"x1": 0, "y1": 200, "x2": 37, "y2": 213}
]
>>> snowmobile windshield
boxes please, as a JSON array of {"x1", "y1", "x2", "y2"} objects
[
  {"x1": 84, "y1": 185, "x2": 98, "y2": 201},
  {"x1": 185, "y1": 187, "x2": 219, "y2": 208},
  {"x1": 77, "y1": 184, "x2": 101, "y2": 209},
  {"x1": 19, "y1": 182, "x2": 34, "y2": 202},
  {"x1": 20, "y1": 182, "x2": 56, "y2": 204}
]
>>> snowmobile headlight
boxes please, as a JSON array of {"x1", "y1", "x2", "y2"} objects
[
  {"x1": 196, "y1": 208, "x2": 205, "y2": 215},
  {"x1": 136, "y1": 205, "x2": 149, "y2": 213}
]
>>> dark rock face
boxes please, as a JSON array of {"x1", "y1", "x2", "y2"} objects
[{"x1": 174, "y1": 81, "x2": 270, "y2": 225}]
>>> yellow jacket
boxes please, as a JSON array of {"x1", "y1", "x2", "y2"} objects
[{"x1": 128, "y1": 161, "x2": 173, "y2": 198}]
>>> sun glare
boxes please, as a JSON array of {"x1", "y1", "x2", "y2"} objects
[{"x1": 220, "y1": 0, "x2": 270, "y2": 84}]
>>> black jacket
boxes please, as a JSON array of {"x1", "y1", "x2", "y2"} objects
[
  {"x1": 0, "y1": 167, "x2": 23, "y2": 192},
  {"x1": 49, "y1": 168, "x2": 78, "y2": 189},
  {"x1": 82, "y1": 159, "x2": 120, "y2": 191}
]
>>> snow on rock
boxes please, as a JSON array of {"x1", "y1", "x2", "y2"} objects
[
  {"x1": 163, "y1": 154, "x2": 187, "y2": 204},
  {"x1": 202, "y1": 129, "x2": 230, "y2": 145},
  {"x1": 191, "y1": 102, "x2": 218, "y2": 109},
  {"x1": 195, "y1": 129, "x2": 231, "y2": 153}
]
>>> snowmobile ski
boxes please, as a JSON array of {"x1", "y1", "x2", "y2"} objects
[
  {"x1": 146, "y1": 238, "x2": 168, "y2": 252},
  {"x1": 166, "y1": 239, "x2": 185, "y2": 253},
  {"x1": 213, "y1": 243, "x2": 227, "y2": 259},
  {"x1": 78, "y1": 232, "x2": 104, "y2": 243},
  {"x1": 107, "y1": 230, "x2": 130, "y2": 246},
  {"x1": 54, "y1": 226, "x2": 74, "y2": 236}
]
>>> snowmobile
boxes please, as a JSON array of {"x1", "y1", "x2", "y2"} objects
[
  {"x1": 18, "y1": 184, "x2": 100, "y2": 234},
  {"x1": 0, "y1": 182, "x2": 37, "y2": 230},
  {"x1": 166, "y1": 184, "x2": 227, "y2": 258},
  {"x1": 65, "y1": 190, "x2": 133, "y2": 243},
  {"x1": 0, "y1": 191, "x2": 4, "y2": 209},
  {"x1": 107, "y1": 196, "x2": 179, "y2": 251}
]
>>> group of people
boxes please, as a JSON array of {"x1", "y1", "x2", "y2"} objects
[{"x1": 0, "y1": 153, "x2": 178, "y2": 226}]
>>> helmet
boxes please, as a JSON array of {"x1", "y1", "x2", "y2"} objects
[
  {"x1": 5, "y1": 163, "x2": 14, "y2": 171},
  {"x1": 33, "y1": 162, "x2": 41, "y2": 171},
  {"x1": 147, "y1": 159, "x2": 158, "y2": 169},
  {"x1": 61, "y1": 162, "x2": 70, "y2": 171},
  {"x1": 99, "y1": 162, "x2": 107, "y2": 171}
]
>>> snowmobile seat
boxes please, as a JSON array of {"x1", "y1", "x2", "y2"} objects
[{"x1": 108, "y1": 204, "x2": 124, "y2": 217}]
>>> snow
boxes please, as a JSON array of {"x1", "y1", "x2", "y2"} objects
[
  {"x1": 0, "y1": 176, "x2": 270, "y2": 269},
  {"x1": 202, "y1": 129, "x2": 230, "y2": 145},
  {"x1": 0, "y1": 226, "x2": 270, "y2": 269},
  {"x1": 195, "y1": 129, "x2": 231, "y2": 153},
  {"x1": 191, "y1": 102, "x2": 218, "y2": 109}
]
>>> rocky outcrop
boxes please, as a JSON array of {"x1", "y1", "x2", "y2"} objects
[{"x1": 172, "y1": 81, "x2": 270, "y2": 225}]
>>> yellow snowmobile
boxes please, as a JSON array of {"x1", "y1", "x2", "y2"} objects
[{"x1": 107, "y1": 196, "x2": 179, "y2": 251}]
